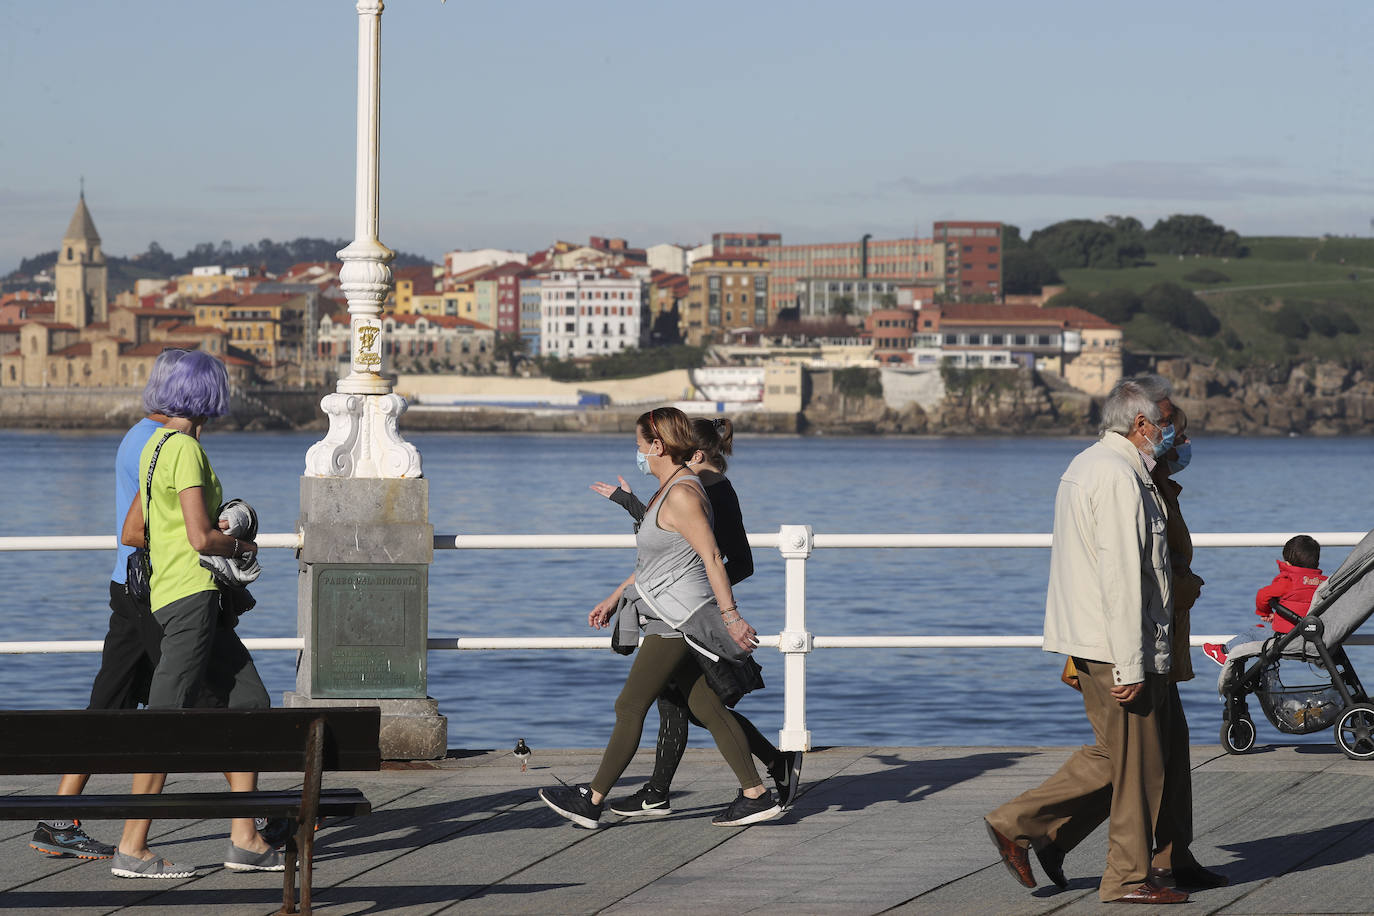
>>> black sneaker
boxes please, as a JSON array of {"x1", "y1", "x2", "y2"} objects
[
  {"x1": 712, "y1": 789, "x2": 782, "y2": 826},
  {"x1": 255, "y1": 816, "x2": 295, "y2": 848},
  {"x1": 768, "y1": 750, "x2": 804, "y2": 808},
  {"x1": 608, "y1": 785, "x2": 672, "y2": 817},
  {"x1": 538, "y1": 784, "x2": 603, "y2": 829},
  {"x1": 31, "y1": 820, "x2": 116, "y2": 859}
]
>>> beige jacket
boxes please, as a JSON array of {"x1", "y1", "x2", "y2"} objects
[{"x1": 1042, "y1": 431, "x2": 1173, "y2": 685}]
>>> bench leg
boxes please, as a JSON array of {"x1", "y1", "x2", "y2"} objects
[
  {"x1": 279, "y1": 832, "x2": 299, "y2": 915},
  {"x1": 298, "y1": 716, "x2": 325, "y2": 916}
]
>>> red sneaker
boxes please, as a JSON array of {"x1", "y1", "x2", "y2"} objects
[{"x1": 1203, "y1": 643, "x2": 1227, "y2": 667}]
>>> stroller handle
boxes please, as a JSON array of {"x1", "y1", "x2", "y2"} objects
[{"x1": 1269, "y1": 598, "x2": 1304, "y2": 627}]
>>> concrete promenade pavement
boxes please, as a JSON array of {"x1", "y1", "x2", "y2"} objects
[{"x1": 3, "y1": 743, "x2": 1372, "y2": 915}]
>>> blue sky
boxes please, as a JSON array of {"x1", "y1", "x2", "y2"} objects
[{"x1": 2, "y1": 0, "x2": 1372, "y2": 272}]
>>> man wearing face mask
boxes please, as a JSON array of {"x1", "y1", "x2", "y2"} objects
[
  {"x1": 1147, "y1": 408, "x2": 1229, "y2": 891},
  {"x1": 985, "y1": 375, "x2": 1187, "y2": 904}
]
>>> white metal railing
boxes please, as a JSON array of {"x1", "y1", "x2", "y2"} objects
[{"x1": 0, "y1": 529, "x2": 1367, "y2": 751}]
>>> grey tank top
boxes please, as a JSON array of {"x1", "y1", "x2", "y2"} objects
[{"x1": 634, "y1": 474, "x2": 713, "y2": 631}]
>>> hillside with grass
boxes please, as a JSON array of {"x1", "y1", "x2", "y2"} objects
[{"x1": 1049, "y1": 236, "x2": 1374, "y2": 369}]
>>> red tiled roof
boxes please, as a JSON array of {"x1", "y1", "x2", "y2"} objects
[
  {"x1": 115, "y1": 306, "x2": 193, "y2": 317},
  {"x1": 122, "y1": 341, "x2": 204, "y2": 357},
  {"x1": 194, "y1": 289, "x2": 243, "y2": 305},
  {"x1": 231, "y1": 292, "x2": 300, "y2": 309},
  {"x1": 164, "y1": 324, "x2": 224, "y2": 335},
  {"x1": 35, "y1": 320, "x2": 79, "y2": 331},
  {"x1": 52, "y1": 342, "x2": 92, "y2": 357},
  {"x1": 28, "y1": 303, "x2": 55, "y2": 315},
  {"x1": 936, "y1": 303, "x2": 1118, "y2": 330},
  {"x1": 3, "y1": 348, "x2": 20, "y2": 357}
]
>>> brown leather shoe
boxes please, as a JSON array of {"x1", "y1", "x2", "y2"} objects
[
  {"x1": 1111, "y1": 880, "x2": 1189, "y2": 904},
  {"x1": 984, "y1": 819, "x2": 1035, "y2": 888},
  {"x1": 1151, "y1": 865, "x2": 1230, "y2": 890}
]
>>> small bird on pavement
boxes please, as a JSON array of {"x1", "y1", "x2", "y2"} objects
[{"x1": 514, "y1": 738, "x2": 532, "y2": 772}]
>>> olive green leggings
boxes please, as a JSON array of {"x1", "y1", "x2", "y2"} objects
[{"x1": 590, "y1": 635, "x2": 762, "y2": 796}]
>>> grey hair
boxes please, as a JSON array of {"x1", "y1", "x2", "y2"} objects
[{"x1": 1100, "y1": 374, "x2": 1173, "y2": 435}]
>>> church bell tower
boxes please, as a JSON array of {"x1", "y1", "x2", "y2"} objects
[{"x1": 54, "y1": 190, "x2": 108, "y2": 329}]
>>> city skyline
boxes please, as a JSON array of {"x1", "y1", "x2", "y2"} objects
[{"x1": 3, "y1": 0, "x2": 1372, "y2": 273}]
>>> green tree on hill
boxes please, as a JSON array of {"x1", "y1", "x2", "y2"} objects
[
  {"x1": 1029, "y1": 219, "x2": 1144, "y2": 269},
  {"x1": 1146, "y1": 214, "x2": 1247, "y2": 258},
  {"x1": 1002, "y1": 247, "x2": 1062, "y2": 294},
  {"x1": 1140, "y1": 282, "x2": 1220, "y2": 336}
]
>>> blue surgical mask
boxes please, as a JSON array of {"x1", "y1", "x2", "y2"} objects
[
  {"x1": 635, "y1": 448, "x2": 653, "y2": 476},
  {"x1": 1152, "y1": 422, "x2": 1176, "y2": 459},
  {"x1": 1167, "y1": 440, "x2": 1191, "y2": 474}
]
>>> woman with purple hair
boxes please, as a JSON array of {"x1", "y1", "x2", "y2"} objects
[{"x1": 113, "y1": 350, "x2": 280, "y2": 878}]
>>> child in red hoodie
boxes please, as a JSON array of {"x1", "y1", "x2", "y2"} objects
[{"x1": 1205, "y1": 535, "x2": 1327, "y2": 666}]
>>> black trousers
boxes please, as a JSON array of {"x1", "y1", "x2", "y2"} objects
[{"x1": 87, "y1": 581, "x2": 164, "y2": 710}]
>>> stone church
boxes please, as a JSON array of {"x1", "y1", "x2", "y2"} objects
[{"x1": 2, "y1": 195, "x2": 231, "y2": 389}]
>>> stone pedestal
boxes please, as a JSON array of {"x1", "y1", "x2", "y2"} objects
[{"x1": 286, "y1": 476, "x2": 446, "y2": 760}]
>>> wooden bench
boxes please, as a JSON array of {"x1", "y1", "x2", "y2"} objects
[{"x1": 0, "y1": 707, "x2": 381, "y2": 916}]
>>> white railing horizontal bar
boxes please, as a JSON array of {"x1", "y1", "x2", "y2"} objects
[
  {"x1": 7, "y1": 634, "x2": 1372, "y2": 655},
  {"x1": 3, "y1": 531, "x2": 1365, "y2": 553},
  {"x1": 437, "y1": 534, "x2": 634, "y2": 549},
  {"x1": 0, "y1": 637, "x2": 306, "y2": 654},
  {"x1": 0, "y1": 533, "x2": 302, "y2": 552}
]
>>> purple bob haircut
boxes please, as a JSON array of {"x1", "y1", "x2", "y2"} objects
[
  {"x1": 146, "y1": 349, "x2": 231, "y2": 418},
  {"x1": 140, "y1": 348, "x2": 191, "y2": 414}
]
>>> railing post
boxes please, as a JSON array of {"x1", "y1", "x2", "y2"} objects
[{"x1": 777, "y1": 524, "x2": 813, "y2": 751}]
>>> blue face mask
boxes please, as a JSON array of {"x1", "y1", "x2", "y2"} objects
[
  {"x1": 1167, "y1": 440, "x2": 1191, "y2": 474},
  {"x1": 1151, "y1": 422, "x2": 1176, "y2": 459},
  {"x1": 635, "y1": 448, "x2": 653, "y2": 476}
]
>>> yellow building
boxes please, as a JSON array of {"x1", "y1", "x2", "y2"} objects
[
  {"x1": 191, "y1": 289, "x2": 241, "y2": 330},
  {"x1": 175, "y1": 271, "x2": 235, "y2": 303},
  {"x1": 225, "y1": 292, "x2": 308, "y2": 371},
  {"x1": 683, "y1": 254, "x2": 769, "y2": 346}
]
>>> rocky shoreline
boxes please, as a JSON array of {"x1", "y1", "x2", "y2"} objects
[{"x1": 4, "y1": 359, "x2": 1374, "y2": 436}]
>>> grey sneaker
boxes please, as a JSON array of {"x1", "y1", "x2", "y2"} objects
[
  {"x1": 608, "y1": 784, "x2": 672, "y2": 817},
  {"x1": 224, "y1": 842, "x2": 285, "y2": 872},
  {"x1": 712, "y1": 789, "x2": 783, "y2": 826},
  {"x1": 110, "y1": 851, "x2": 195, "y2": 879}
]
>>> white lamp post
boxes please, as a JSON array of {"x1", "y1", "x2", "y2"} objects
[{"x1": 305, "y1": 0, "x2": 421, "y2": 479}]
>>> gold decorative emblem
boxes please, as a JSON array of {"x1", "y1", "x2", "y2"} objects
[{"x1": 358, "y1": 326, "x2": 380, "y2": 350}]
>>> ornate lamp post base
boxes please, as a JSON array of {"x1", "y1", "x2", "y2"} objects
[{"x1": 305, "y1": 392, "x2": 421, "y2": 480}]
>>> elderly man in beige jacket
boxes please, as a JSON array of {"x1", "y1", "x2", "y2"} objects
[{"x1": 985, "y1": 375, "x2": 1186, "y2": 905}]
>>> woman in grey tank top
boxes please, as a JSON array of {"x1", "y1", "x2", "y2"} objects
[{"x1": 539, "y1": 408, "x2": 784, "y2": 829}]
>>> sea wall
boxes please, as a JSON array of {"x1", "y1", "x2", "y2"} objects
[
  {"x1": 7, "y1": 358, "x2": 1374, "y2": 436},
  {"x1": 0, "y1": 387, "x2": 325, "y2": 430}
]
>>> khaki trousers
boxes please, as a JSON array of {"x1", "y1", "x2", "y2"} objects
[{"x1": 986, "y1": 658, "x2": 1168, "y2": 901}]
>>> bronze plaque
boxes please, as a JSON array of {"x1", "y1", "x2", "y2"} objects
[{"x1": 313, "y1": 564, "x2": 427, "y2": 698}]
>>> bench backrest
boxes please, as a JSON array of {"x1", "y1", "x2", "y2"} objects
[{"x1": 0, "y1": 707, "x2": 381, "y2": 775}]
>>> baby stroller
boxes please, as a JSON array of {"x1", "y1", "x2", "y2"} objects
[{"x1": 1218, "y1": 527, "x2": 1374, "y2": 760}]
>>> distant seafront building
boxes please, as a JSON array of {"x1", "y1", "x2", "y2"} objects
[
  {"x1": 539, "y1": 267, "x2": 644, "y2": 357},
  {"x1": 932, "y1": 220, "x2": 1003, "y2": 301},
  {"x1": 711, "y1": 230, "x2": 932, "y2": 317},
  {"x1": 682, "y1": 253, "x2": 769, "y2": 346}
]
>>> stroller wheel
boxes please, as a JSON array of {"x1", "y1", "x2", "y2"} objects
[
  {"x1": 1220, "y1": 716, "x2": 1256, "y2": 754},
  {"x1": 1334, "y1": 705, "x2": 1374, "y2": 761}
]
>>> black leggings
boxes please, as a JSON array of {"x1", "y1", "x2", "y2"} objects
[
  {"x1": 648, "y1": 676, "x2": 780, "y2": 795},
  {"x1": 590, "y1": 636, "x2": 761, "y2": 796}
]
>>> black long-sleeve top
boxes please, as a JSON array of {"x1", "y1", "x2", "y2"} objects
[{"x1": 610, "y1": 477, "x2": 754, "y2": 586}]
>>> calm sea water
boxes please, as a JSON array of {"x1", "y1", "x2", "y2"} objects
[{"x1": 3, "y1": 428, "x2": 1371, "y2": 751}]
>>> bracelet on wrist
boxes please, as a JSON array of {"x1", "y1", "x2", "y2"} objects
[{"x1": 232, "y1": 538, "x2": 240, "y2": 559}]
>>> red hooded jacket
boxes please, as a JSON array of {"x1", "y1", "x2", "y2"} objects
[{"x1": 1256, "y1": 560, "x2": 1327, "y2": 634}]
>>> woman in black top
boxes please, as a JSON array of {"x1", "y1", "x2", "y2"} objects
[{"x1": 590, "y1": 417, "x2": 802, "y2": 816}]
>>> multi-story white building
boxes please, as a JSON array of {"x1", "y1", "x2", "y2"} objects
[
  {"x1": 539, "y1": 268, "x2": 644, "y2": 358},
  {"x1": 444, "y1": 248, "x2": 528, "y2": 285}
]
